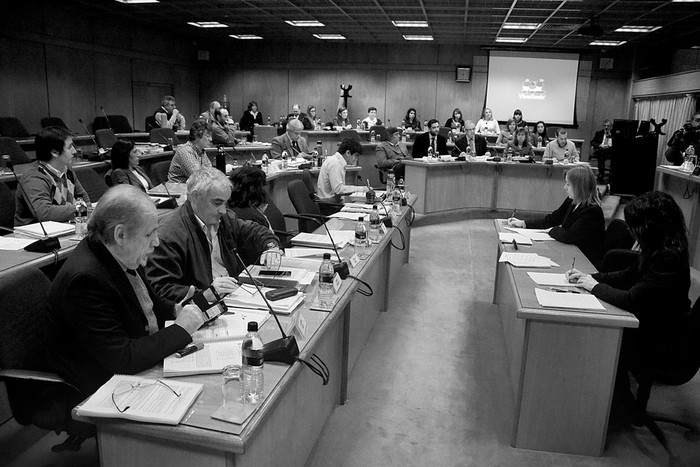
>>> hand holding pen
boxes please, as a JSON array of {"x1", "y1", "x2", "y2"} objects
[
  {"x1": 565, "y1": 267, "x2": 598, "y2": 291},
  {"x1": 506, "y1": 209, "x2": 525, "y2": 228}
]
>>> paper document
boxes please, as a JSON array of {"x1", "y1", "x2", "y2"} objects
[
  {"x1": 0, "y1": 236, "x2": 36, "y2": 250},
  {"x1": 163, "y1": 341, "x2": 242, "y2": 377},
  {"x1": 238, "y1": 265, "x2": 314, "y2": 287},
  {"x1": 15, "y1": 221, "x2": 74, "y2": 237},
  {"x1": 504, "y1": 227, "x2": 554, "y2": 241},
  {"x1": 291, "y1": 231, "x2": 355, "y2": 248},
  {"x1": 499, "y1": 252, "x2": 557, "y2": 268},
  {"x1": 527, "y1": 272, "x2": 577, "y2": 287},
  {"x1": 224, "y1": 286, "x2": 305, "y2": 314},
  {"x1": 498, "y1": 232, "x2": 533, "y2": 246},
  {"x1": 329, "y1": 211, "x2": 367, "y2": 221},
  {"x1": 280, "y1": 256, "x2": 324, "y2": 271},
  {"x1": 284, "y1": 247, "x2": 335, "y2": 258},
  {"x1": 535, "y1": 288, "x2": 605, "y2": 311}
]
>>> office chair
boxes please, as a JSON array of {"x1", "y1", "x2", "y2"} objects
[
  {"x1": 301, "y1": 169, "x2": 316, "y2": 198},
  {"x1": 95, "y1": 128, "x2": 118, "y2": 150},
  {"x1": 0, "y1": 137, "x2": 31, "y2": 165},
  {"x1": 150, "y1": 128, "x2": 180, "y2": 146},
  {"x1": 338, "y1": 129, "x2": 361, "y2": 142},
  {"x1": 253, "y1": 125, "x2": 277, "y2": 143},
  {"x1": 0, "y1": 117, "x2": 30, "y2": 138},
  {"x1": 0, "y1": 267, "x2": 94, "y2": 451},
  {"x1": 145, "y1": 116, "x2": 158, "y2": 132},
  {"x1": 438, "y1": 126, "x2": 451, "y2": 140},
  {"x1": 93, "y1": 115, "x2": 133, "y2": 134},
  {"x1": 150, "y1": 160, "x2": 172, "y2": 186},
  {"x1": 73, "y1": 167, "x2": 109, "y2": 202},
  {"x1": 287, "y1": 179, "x2": 326, "y2": 233},
  {"x1": 0, "y1": 182, "x2": 15, "y2": 234},
  {"x1": 375, "y1": 164, "x2": 387, "y2": 185},
  {"x1": 300, "y1": 169, "x2": 343, "y2": 217},
  {"x1": 368, "y1": 125, "x2": 385, "y2": 141},
  {"x1": 40, "y1": 117, "x2": 69, "y2": 130},
  {"x1": 599, "y1": 219, "x2": 638, "y2": 272}
]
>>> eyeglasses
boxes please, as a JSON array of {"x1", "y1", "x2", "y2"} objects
[{"x1": 111, "y1": 379, "x2": 181, "y2": 413}]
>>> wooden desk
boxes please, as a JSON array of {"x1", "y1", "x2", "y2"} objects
[
  {"x1": 73, "y1": 197, "x2": 416, "y2": 467},
  {"x1": 492, "y1": 220, "x2": 638, "y2": 456}
]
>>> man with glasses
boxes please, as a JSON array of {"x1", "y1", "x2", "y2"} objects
[
  {"x1": 317, "y1": 138, "x2": 370, "y2": 203},
  {"x1": 48, "y1": 185, "x2": 205, "y2": 395},
  {"x1": 271, "y1": 118, "x2": 310, "y2": 159},
  {"x1": 168, "y1": 120, "x2": 213, "y2": 183},
  {"x1": 452, "y1": 120, "x2": 489, "y2": 158},
  {"x1": 15, "y1": 126, "x2": 91, "y2": 225}
]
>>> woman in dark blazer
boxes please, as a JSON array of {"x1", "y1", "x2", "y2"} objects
[
  {"x1": 444, "y1": 108, "x2": 465, "y2": 132},
  {"x1": 505, "y1": 127, "x2": 535, "y2": 158},
  {"x1": 228, "y1": 165, "x2": 272, "y2": 230},
  {"x1": 239, "y1": 101, "x2": 263, "y2": 132},
  {"x1": 108, "y1": 140, "x2": 153, "y2": 192},
  {"x1": 507, "y1": 165, "x2": 604, "y2": 267}
]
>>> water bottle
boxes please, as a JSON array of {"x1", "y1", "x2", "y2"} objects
[
  {"x1": 267, "y1": 115, "x2": 271, "y2": 125},
  {"x1": 74, "y1": 198, "x2": 88, "y2": 239},
  {"x1": 370, "y1": 130, "x2": 376, "y2": 143},
  {"x1": 261, "y1": 153, "x2": 269, "y2": 173},
  {"x1": 0, "y1": 154, "x2": 9, "y2": 174},
  {"x1": 222, "y1": 94, "x2": 229, "y2": 111},
  {"x1": 386, "y1": 169, "x2": 395, "y2": 193},
  {"x1": 564, "y1": 148, "x2": 570, "y2": 164},
  {"x1": 216, "y1": 146, "x2": 226, "y2": 173},
  {"x1": 427, "y1": 146, "x2": 434, "y2": 159},
  {"x1": 318, "y1": 253, "x2": 335, "y2": 307},
  {"x1": 537, "y1": 136, "x2": 542, "y2": 148},
  {"x1": 241, "y1": 321, "x2": 264, "y2": 404},
  {"x1": 424, "y1": 120, "x2": 428, "y2": 130},
  {"x1": 369, "y1": 206, "x2": 381, "y2": 243},
  {"x1": 356, "y1": 119, "x2": 361, "y2": 130},
  {"x1": 281, "y1": 150, "x2": 289, "y2": 169},
  {"x1": 506, "y1": 146, "x2": 514, "y2": 163},
  {"x1": 392, "y1": 188, "x2": 402, "y2": 214},
  {"x1": 401, "y1": 119, "x2": 406, "y2": 129},
  {"x1": 354, "y1": 216, "x2": 370, "y2": 260},
  {"x1": 312, "y1": 149, "x2": 319, "y2": 168}
]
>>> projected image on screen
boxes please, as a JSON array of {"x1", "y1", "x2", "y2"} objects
[{"x1": 486, "y1": 51, "x2": 580, "y2": 126}]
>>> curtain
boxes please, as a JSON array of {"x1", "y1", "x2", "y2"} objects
[{"x1": 634, "y1": 94, "x2": 697, "y2": 165}]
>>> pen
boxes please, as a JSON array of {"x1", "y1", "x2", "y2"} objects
[
  {"x1": 548, "y1": 287, "x2": 580, "y2": 294},
  {"x1": 510, "y1": 209, "x2": 516, "y2": 220},
  {"x1": 568, "y1": 257, "x2": 576, "y2": 283},
  {"x1": 175, "y1": 342, "x2": 204, "y2": 358},
  {"x1": 512, "y1": 238, "x2": 518, "y2": 250}
]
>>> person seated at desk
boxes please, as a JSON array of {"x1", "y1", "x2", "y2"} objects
[
  {"x1": 239, "y1": 101, "x2": 263, "y2": 133},
  {"x1": 543, "y1": 128, "x2": 579, "y2": 162},
  {"x1": 332, "y1": 107, "x2": 352, "y2": 130},
  {"x1": 303, "y1": 105, "x2": 322, "y2": 130},
  {"x1": 445, "y1": 108, "x2": 465, "y2": 133},
  {"x1": 284, "y1": 104, "x2": 307, "y2": 131},
  {"x1": 413, "y1": 119, "x2": 448, "y2": 158},
  {"x1": 228, "y1": 165, "x2": 273, "y2": 231},
  {"x1": 168, "y1": 120, "x2": 213, "y2": 183},
  {"x1": 317, "y1": 139, "x2": 370, "y2": 202},
  {"x1": 362, "y1": 106, "x2": 383, "y2": 130},
  {"x1": 147, "y1": 168, "x2": 281, "y2": 302},
  {"x1": 513, "y1": 109, "x2": 527, "y2": 129},
  {"x1": 154, "y1": 95, "x2": 186, "y2": 131},
  {"x1": 532, "y1": 120, "x2": 550, "y2": 148},
  {"x1": 199, "y1": 100, "x2": 220, "y2": 127},
  {"x1": 47, "y1": 185, "x2": 204, "y2": 396},
  {"x1": 505, "y1": 127, "x2": 535, "y2": 158},
  {"x1": 508, "y1": 165, "x2": 604, "y2": 267},
  {"x1": 475, "y1": 107, "x2": 501, "y2": 136},
  {"x1": 566, "y1": 191, "x2": 693, "y2": 422},
  {"x1": 665, "y1": 112, "x2": 700, "y2": 166},
  {"x1": 271, "y1": 119, "x2": 310, "y2": 160},
  {"x1": 590, "y1": 119, "x2": 614, "y2": 183},
  {"x1": 14, "y1": 126, "x2": 91, "y2": 226},
  {"x1": 496, "y1": 119, "x2": 517, "y2": 146},
  {"x1": 403, "y1": 107, "x2": 421, "y2": 132},
  {"x1": 107, "y1": 141, "x2": 153, "y2": 192},
  {"x1": 376, "y1": 127, "x2": 410, "y2": 179},
  {"x1": 451, "y1": 120, "x2": 489, "y2": 158},
  {"x1": 211, "y1": 108, "x2": 238, "y2": 147}
]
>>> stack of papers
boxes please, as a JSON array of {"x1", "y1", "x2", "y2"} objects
[
  {"x1": 498, "y1": 232, "x2": 533, "y2": 245},
  {"x1": 340, "y1": 203, "x2": 375, "y2": 213},
  {"x1": 527, "y1": 272, "x2": 576, "y2": 287},
  {"x1": 285, "y1": 247, "x2": 335, "y2": 258},
  {"x1": 534, "y1": 288, "x2": 605, "y2": 311},
  {"x1": 280, "y1": 256, "x2": 324, "y2": 271},
  {"x1": 224, "y1": 286, "x2": 305, "y2": 315},
  {"x1": 498, "y1": 252, "x2": 558, "y2": 268},
  {"x1": 504, "y1": 227, "x2": 554, "y2": 241},
  {"x1": 238, "y1": 265, "x2": 314, "y2": 288},
  {"x1": 15, "y1": 221, "x2": 74, "y2": 237},
  {"x1": 0, "y1": 237, "x2": 36, "y2": 251},
  {"x1": 328, "y1": 211, "x2": 367, "y2": 221},
  {"x1": 291, "y1": 231, "x2": 355, "y2": 248}
]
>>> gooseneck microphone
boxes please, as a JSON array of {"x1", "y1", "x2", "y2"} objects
[
  {"x1": 78, "y1": 118, "x2": 106, "y2": 156},
  {"x1": 154, "y1": 180, "x2": 178, "y2": 210},
  {"x1": 357, "y1": 174, "x2": 392, "y2": 228},
  {"x1": 7, "y1": 161, "x2": 61, "y2": 253},
  {"x1": 286, "y1": 213, "x2": 350, "y2": 279},
  {"x1": 100, "y1": 106, "x2": 112, "y2": 130}
]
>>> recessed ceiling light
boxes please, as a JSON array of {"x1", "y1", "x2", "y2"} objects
[
  {"x1": 590, "y1": 40, "x2": 626, "y2": 46},
  {"x1": 672, "y1": 0, "x2": 700, "y2": 2},
  {"x1": 403, "y1": 35, "x2": 434, "y2": 41},
  {"x1": 615, "y1": 25, "x2": 661, "y2": 33},
  {"x1": 392, "y1": 20, "x2": 429, "y2": 28},
  {"x1": 495, "y1": 37, "x2": 528, "y2": 43},
  {"x1": 188, "y1": 21, "x2": 228, "y2": 28},
  {"x1": 230, "y1": 34, "x2": 263, "y2": 40},
  {"x1": 115, "y1": 0, "x2": 159, "y2": 3},
  {"x1": 313, "y1": 34, "x2": 346, "y2": 40},
  {"x1": 286, "y1": 20, "x2": 325, "y2": 27},
  {"x1": 502, "y1": 23, "x2": 541, "y2": 30}
]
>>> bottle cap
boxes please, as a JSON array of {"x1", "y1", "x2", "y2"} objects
[
  {"x1": 247, "y1": 321, "x2": 258, "y2": 332},
  {"x1": 372, "y1": 205, "x2": 378, "y2": 210},
  {"x1": 323, "y1": 253, "x2": 331, "y2": 259}
]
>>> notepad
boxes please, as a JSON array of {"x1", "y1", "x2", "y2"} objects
[
  {"x1": 224, "y1": 286, "x2": 305, "y2": 315},
  {"x1": 527, "y1": 272, "x2": 576, "y2": 287},
  {"x1": 284, "y1": 247, "x2": 336, "y2": 258},
  {"x1": 290, "y1": 231, "x2": 355, "y2": 248},
  {"x1": 499, "y1": 252, "x2": 557, "y2": 268},
  {"x1": 504, "y1": 227, "x2": 554, "y2": 241},
  {"x1": 498, "y1": 232, "x2": 533, "y2": 245},
  {"x1": 15, "y1": 221, "x2": 74, "y2": 237},
  {"x1": 534, "y1": 288, "x2": 605, "y2": 311}
]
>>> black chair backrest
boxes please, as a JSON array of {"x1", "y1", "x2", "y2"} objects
[
  {"x1": 338, "y1": 129, "x2": 361, "y2": 142},
  {"x1": 0, "y1": 137, "x2": 31, "y2": 165},
  {"x1": 145, "y1": 116, "x2": 158, "y2": 132},
  {"x1": 603, "y1": 219, "x2": 634, "y2": 253},
  {"x1": 369, "y1": 125, "x2": 386, "y2": 141},
  {"x1": 438, "y1": 126, "x2": 451, "y2": 139},
  {"x1": 0, "y1": 182, "x2": 15, "y2": 234},
  {"x1": 287, "y1": 179, "x2": 322, "y2": 233},
  {"x1": 301, "y1": 169, "x2": 316, "y2": 198},
  {"x1": 150, "y1": 160, "x2": 172, "y2": 186},
  {"x1": 93, "y1": 115, "x2": 133, "y2": 134},
  {"x1": 264, "y1": 199, "x2": 287, "y2": 233},
  {"x1": 40, "y1": 117, "x2": 69, "y2": 130},
  {"x1": 73, "y1": 167, "x2": 109, "y2": 202},
  {"x1": 0, "y1": 117, "x2": 30, "y2": 138},
  {"x1": 95, "y1": 128, "x2": 118, "y2": 150},
  {"x1": 150, "y1": 128, "x2": 180, "y2": 145}
]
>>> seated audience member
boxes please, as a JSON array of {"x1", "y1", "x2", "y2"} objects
[
  {"x1": 168, "y1": 120, "x2": 213, "y2": 183},
  {"x1": 505, "y1": 127, "x2": 535, "y2": 158},
  {"x1": 317, "y1": 139, "x2": 371, "y2": 202},
  {"x1": 285, "y1": 104, "x2": 307, "y2": 130},
  {"x1": 590, "y1": 119, "x2": 614, "y2": 183},
  {"x1": 376, "y1": 127, "x2": 410, "y2": 179},
  {"x1": 154, "y1": 95, "x2": 186, "y2": 131},
  {"x1": 15, "y1": 126, "x2": 91, "y2": 226},
  {"x1": 271, "y1": 119, "x2": 310, "y2": 159},
  {"x1": 228, "y1": 166, "x2": 273, "y2": 230},
  {"x1": 147, "y1": 168, "x2": 281, "y2": 302},
  {"x1": 211, "y1": 108, "x2": 238, "y2": 146},
  {"x1": 665, "y1": 111, "x2": 700, "y2": 165},
  {"x1": 332, "y1": 107, "x2": 352, "y2": 130},
  {"x1": 566, "y1": 191, "x2": 693, "y2": 421},
  {"x1": 452, "y1": 120, "x2": 489, "y2": 158},
  {"x1": 239, "y1": 101, "x2": 263, "y2": 132},
  {"x1": 508, "y1": 165, "x2": 604, "y2": 267},
  {"x1": 199, "y1": 100, "x2": 220, "y2": 126},
  {"x1": 532, "y1": 120, "x2": 550, "y2": 148},
  {"x1": 303, "y1": 105, "x2": 321, "y2": 130},
  {"x1": 497, "y1": 119, "x2": 517, "y2": 145},
  {"x1": 47, "y1": 185, "x2": 204, "y2": 395},
  {"x1": 475, "y1": 108, "x2": 501, "y2": 135},
  {"x1": 445, "y1": 108, "x2": 465, "y2": 132},
  {"x1": 512, "y1": 109, "x2": 526, "y2": 128},
  {"x1": 543, "y1": 128, "x2": 579, "y2": 162},
  {"x1": 413, "y1": 119, "x2": 448, "y2": 158},
  {"x1": 403, "y1": 107, "x2": 421, "y2": 132},
  {"x1": 362, "y1": 106, "x2": 383, "y2": 129},
  {"x1": 108, "y1": 141, "x2": 152, "y2": 192}
]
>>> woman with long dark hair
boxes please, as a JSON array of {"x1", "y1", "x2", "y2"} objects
[
  {"x1": 228, "y1": 165, "x2": 271, "y2": 230},
  {"x1": 403, "y1": 108, "x2": 421, "y2": 131},
  {"x1": 108, "y1": 140, "x2": 152, "y2": 192}
]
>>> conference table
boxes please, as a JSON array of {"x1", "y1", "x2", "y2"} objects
[
  {"x1": 73, "y1": 196, "x2": 415, "y2": 467},
  {"x1": 492, "y1": 220, "x2": 638, "y2": 456}
]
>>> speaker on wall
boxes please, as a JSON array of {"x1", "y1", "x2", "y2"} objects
[{"x1": 456, "y1": 66, "x2": 472, "y2": 83}]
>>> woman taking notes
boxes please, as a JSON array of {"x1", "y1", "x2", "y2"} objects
[{"x1": 507, "y1": 165, "x2": 604, "y2": 267}]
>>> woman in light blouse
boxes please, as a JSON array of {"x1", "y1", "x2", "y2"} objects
[{"x1": 475, "y1": 108, "x2": 501, "y2": 135}]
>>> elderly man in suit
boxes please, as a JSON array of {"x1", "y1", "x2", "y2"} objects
[
  {"x1": 376, "y1": 126, "x2": 410, "y2": 179},
  {"x1": 271, "y1": 118, "x2": 310, "y2": 160},
  {"x1": 412, "y1": 119, "x2": 448, "y2": 158},
  {"x1": 452, "y1": 120, "x2": 489, "y2": 158}
]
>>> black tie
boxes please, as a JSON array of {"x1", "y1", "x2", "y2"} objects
[
  {"x1": 292, "y1": 141, "x2": 301, "y2": 154},
  {"x1": 431, "y1": 137, "x2": 436, "y2": 152},
  {"x1": 126, "y1": 269, "x2": 137, "y2": 276}
]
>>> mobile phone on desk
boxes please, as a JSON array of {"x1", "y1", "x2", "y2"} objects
[{"x1": 258, "y1": 270, "x2": 292, "y2": 276}]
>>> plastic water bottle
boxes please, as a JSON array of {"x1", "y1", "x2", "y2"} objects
[
  {"x1": 318, "y1": 253, "x2": 335, "y2": 307},
  {"x1": 370, "y1": 130, "x2": 376, "y2": 143},
  {"x1": 537, "y1": 136, "x2": 542, "y2": 148},
  {"x1": 241, "y1": 322, "x2": 264, "y2": 404},
  {"x1": 261, "y1": 153, "x2": 269, "y2": 173},
  {"x1": 312, "y1": 149, "x2": 319, "y2": 168},
  {"x1": 216, "y1": 146, "x2": 226, "y2": 173},
  {"x1": 386, "y1": 168, "x2": 395, "y2": 193},
  {"x1": 267, "y1": 115, "x2": 271, "y2": 125},
  {"x1": 369, "y1": 206, "x2": 381, "y2": 243},
  {"x1": 392, "y1": 188, "x2": 402, "y2": 214},
  {"x1": 354, "y1": 216, "x2": 370, "y2": 259},
  {"x1": 356, "y1": 119, "x2": 362, "y2": 130},
  {"x1": 281, "y1": 150, "x2": 289, "y2": 169},
  {"x1": 74, "y1": 198, "x2": 88, "y2": 239}
]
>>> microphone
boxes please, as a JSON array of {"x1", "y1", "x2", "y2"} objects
[
  {"x1": 155, "y1": 181, "x2": 178, "y2": 209},
  {"x1": 357, "y1": 175, "x2": 393, "y2": 228},
  {"x1": 78, "y1": 119, "x2": 106, "y2": 157},
  {"x1": 7, "y1": 161, "x2": 61, "y2": 253},
  {"x1": 232, "y1": 248, "x2": 299, "y2": 364},
  {"x1": 100, "y1": 106, "x2": 112, "y2": 130},
  {"x1": 286, "y1": 213, "x2": 350, "y2": 279}
]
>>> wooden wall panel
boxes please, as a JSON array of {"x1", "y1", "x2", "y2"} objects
[
  {"x1": 336, "y1": 69, "x2": 387, "y2": 125},
  {"x1": 288, "y1": 69, "x2": 337, "y2": 124},
  {"x1": 93, "y1": 54, "x2": 134, "y2": 127},
  {"x1": 199, "y1": 67, "x2": 245, "y2": 118},
  {"x1": 45, "y1": 45, "x2": 96, "y2": 133},
  {"x1": 241, "y1": 70, "x2": 289, "y2": 124},
  {"x1": 0, "y1": 38, "x2": 48, "y2": 134},
  {"x1": 436, "y1": 72, "x2": 479, "y2": 123},
  {"x1": 388, "y1": 44, "x2": 439, "y2": 66},
  {"x1": 385, "y1": 70, "x2": 437, "y2": 125}
]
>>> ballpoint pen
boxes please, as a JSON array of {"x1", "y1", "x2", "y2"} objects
[
  {"x1": 568, "y1": 257, "x2": 576, "y2": 283},
  {"x1": 512, "y1": 238, "x2": 518, "y2": 250}
]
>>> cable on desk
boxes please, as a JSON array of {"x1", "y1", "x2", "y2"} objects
[
  {"x1": 295, "y1": 353, "x2": 329, "y2": 385},
  {"x1": 389, "y1": 224, "x2": 406, "y2": 251},
  {"x1": 683, "y1": 180, "x2": 696, "y2": 199},
  {"x1": 347, "y1": 275, "x2": 373, "y2": 297},
  {"x1": 404, "y1": 205, "x2": 415, "y2": 226},
  {"x1": 51, "y1": 248, "x2": 59, "y2": 266}
]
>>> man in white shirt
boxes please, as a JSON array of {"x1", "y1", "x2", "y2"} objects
[
  {"x1": 317, "y1": 139, "x2": 370, "y2": 202},
  {"x1": 543, "y1": 128, "x2": 579, "y2": 162},
  {"x1": 362, "y1": 106, "x2": 383, "y2": 130}
]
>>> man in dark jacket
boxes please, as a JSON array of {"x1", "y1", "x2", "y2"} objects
[
  {"x1": 413, "y1": 119, "x2": 448, "y2": 158},
  {"x1": 451, "y1": 120, "x2": 489, "y2": 158}
]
